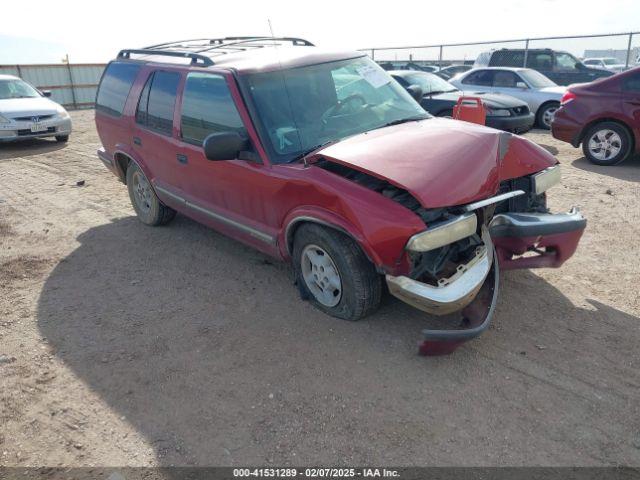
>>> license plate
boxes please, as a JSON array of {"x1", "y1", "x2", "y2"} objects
[{"x1": 30, "y1": 123, "x2": 48, "y2": 133}]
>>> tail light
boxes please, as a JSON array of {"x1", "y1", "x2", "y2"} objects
[{"x1": 560, "y1": 91, "x2": 576, "y2": 105}]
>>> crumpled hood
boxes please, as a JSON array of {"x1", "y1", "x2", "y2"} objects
[
  {"x1": 312, "y1": 118, "x2": 556, "y2": 208},
  {"x1": 0, "y1": 97, "x2": 61, "y2": 118}
]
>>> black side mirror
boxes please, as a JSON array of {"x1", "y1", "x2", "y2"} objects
[
  {"x1": 406, "y1": 84, "x2": 424, "y2": 102},
  {"x1": 203, "y1": 131, "x2": 249, "y2": 161},
  {"x1": 40, "y1": 90, "x2": 52, "y2": 97}
]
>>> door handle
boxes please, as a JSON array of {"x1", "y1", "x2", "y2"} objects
[
  {"x1": 133, "y1": 136, "x2": 142, "y2": 146},
  {"x1": 177, "y1": 154, "x2": 188, "y2": 164}
]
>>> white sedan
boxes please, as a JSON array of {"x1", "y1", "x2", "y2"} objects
[
  {"x1": 450, "y1": 67, "x2": 566, "y2": 129},
  {"x1": 0, "y1": 74, "x2": 72, "y2": 143}
]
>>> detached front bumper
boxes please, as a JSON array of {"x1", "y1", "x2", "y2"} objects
[
  {"x1": 490, "y1": 208, "x2": 586, "y2": 270},
  {"x1": 385, "y1": 208, "x2": 585, "y2": 356}
]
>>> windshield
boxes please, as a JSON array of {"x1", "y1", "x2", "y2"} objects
[
  {"x1": 243, "y1": 56, "x2": 428, "y2": 164},
  {"x1": 0, "y1": 79, "x2": 41, "y2": 99},
  {"x1": 400, "y1": 72, "x2": 457, "y2": 94},
  {"x1": 519, "y1": 69, "x2": 557, "y2": 88},
  {"x1": 603, "y1": 58, "x2": 620, "y2": 65}
]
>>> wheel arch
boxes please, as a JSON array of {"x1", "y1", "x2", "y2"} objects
[{"x1": 282, "y1": 214, "x2": 382, "y2": 269}]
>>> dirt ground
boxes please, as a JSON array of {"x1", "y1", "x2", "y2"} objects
[{"x1": 1, "y1": 110, "x2": 639, "y2": 467}]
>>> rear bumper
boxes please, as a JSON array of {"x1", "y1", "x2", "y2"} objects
[
  {"x1": 486, "y1": 112, "x2": 535, "y2": 132},
  {"x1": 490, "y1": 208, "x2": 586, "y2": 270},
  {"x1": 551, "y1": 109, "x2": 582, "y2": 146}
]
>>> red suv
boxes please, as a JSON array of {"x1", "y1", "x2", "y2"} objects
[
  {"x1": 552, "y1": 66, "x2": 640, "y2": 165},
  {"x1": 95, "y1": 37, "x2": 586, "y2": 356}
]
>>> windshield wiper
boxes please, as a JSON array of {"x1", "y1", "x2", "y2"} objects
[
  {"x1": 377, "y1": 115, "x2": 429, "y2": 129},
  {"x1": 291, "y1": 141, "x2": 334, "y2": 163}
]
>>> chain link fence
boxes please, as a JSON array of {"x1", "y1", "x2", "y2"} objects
[{"x1": 365, "y1": 31, "x2": 639, "y2": 72}]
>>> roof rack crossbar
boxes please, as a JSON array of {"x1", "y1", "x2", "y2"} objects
[
  {"x1": 117, "y1": 49, "x2": 214, "y2": 66},
  {"x1": 144, "y1": 36, "x2": 314, "y2": 51}
]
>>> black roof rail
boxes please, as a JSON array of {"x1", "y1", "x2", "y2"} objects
[{"x1": 117, "y1": 49, "x2": 214, "y2": 66}]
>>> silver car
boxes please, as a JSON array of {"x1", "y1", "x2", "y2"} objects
[
  {"x1": 450, "y1": 67, "x2": 566, "y2": 129},
  {"x1": 583, "y1": 57, "x2": 626, "y2": 73},
  {"x1": 0, "y1": 74, "x2": 72, "y2": 142}
]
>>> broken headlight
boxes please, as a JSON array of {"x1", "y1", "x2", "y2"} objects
[
  {"x1": 406, "y1": 212, "x2": 477, "y2": 252},
  {"x1": 532, "y1": 165, "x2": 561, "y2": 195}
]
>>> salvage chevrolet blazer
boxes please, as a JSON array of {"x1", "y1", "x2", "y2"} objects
[{"x1": 95, "y1": 37, "x2": 587, "y2": 356}]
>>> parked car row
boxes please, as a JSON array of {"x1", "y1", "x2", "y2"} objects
[{"x1": 390, "y1": 70, "x2": 534, "y2": 133}]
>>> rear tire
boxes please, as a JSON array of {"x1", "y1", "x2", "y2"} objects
[
  {"x1": 55, "y1": 135, "x2": 69, "y2": 142},
  {"x1": 536, "y1": 102, "x2": 560, "y2": 129},
  {"x1": 126, "y1": 162, "x2": 176, "y2": 226},
  {"x1": 582, "y1": 121, "x2": 632, "y2": 166},
  {"x1": 293, "y1": 223, "x2": 381, "y2": 321}
]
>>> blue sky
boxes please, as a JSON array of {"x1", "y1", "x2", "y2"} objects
[{"x1": 1, "y1": 0, "x2": 639, "y2": 64}]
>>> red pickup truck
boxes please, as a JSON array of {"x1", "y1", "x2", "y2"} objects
[{"x1": 95, "y1": 37, "x2": 586, "y2": 356}]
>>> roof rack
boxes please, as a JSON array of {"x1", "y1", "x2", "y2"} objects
[
  {"x1": 117, "y1": 37, "x2": 314, "y2": 66},
  {"x1": 146, "y1": 36, "x2": 314, "y2": 51},
  {"x1": 117, "y1": 49, "x2": 214, "y2": 66}
]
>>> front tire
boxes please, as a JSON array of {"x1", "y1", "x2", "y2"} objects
[
  {"x1": 126, "y1": 162, "x2": 176, "y2": 226},
  {"x1": 293, "y1": 224, "x2": 381, "y2": 321},
  {"x1": 536, "y1": 102, "x2": 559, "y2": 129},
  {"x1": 582, "y1": 121, "x2": 633, "y2": 166}
]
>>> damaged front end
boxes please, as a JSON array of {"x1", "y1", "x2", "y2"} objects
[{"x1": 385, "y1": 165, "x2": 586, "y2": 356}]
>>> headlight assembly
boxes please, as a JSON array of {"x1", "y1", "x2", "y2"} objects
[
  {"x1": 406, "y1": 213, "x2": 477, "y2": 252},
  {"x1": 57, "y1": 109, "x2": 70, "y2": 119},
  {"x1": 486, "y1": 108, "x2": 511, "y2": 117},
  {"x1": 532, "y1": 165, "x2": 561, "y2": 194}
]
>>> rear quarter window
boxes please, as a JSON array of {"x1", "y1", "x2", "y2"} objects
[{"x1": 96, "y1": 62, "x2": 141, "y2": 117}]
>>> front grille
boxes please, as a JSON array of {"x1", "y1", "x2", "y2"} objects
[
  {"x1": 17, "y1": 127, "x2": 56, "y2": 136},
  {"x1": 495, "y1": 175, "x2": 547, "y2": 214},
  {"x1": 510, "y1": 105, "x2": 530, "y2": 116},
  {"x1": 12, "y1": 114, "x2": 55, "y2": 122}
]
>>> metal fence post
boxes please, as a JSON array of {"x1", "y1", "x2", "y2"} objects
[
  {"x1": 626, "y1": 32, "x2": 633, "y2": 69},
  {"x1": 523, "y1": 39, "x2": 529, "y2": 67},
  {"x1": 438, "y1": 45, "x2": 443, "y2": 69},
  {"x1": 371, "y1": 49, "x2": 375, "y2": 60},
  {"x1": 65, "y1": 55, "x2": 78, "y2": 109}
]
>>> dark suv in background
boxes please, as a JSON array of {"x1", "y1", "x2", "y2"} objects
[{"x1": 474, "y1": 48, "x2": 614, "y2": 86}]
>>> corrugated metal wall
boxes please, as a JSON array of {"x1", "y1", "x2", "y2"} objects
[{"x1": 0, "y1": 63, "x2": 106, "y2": 109}]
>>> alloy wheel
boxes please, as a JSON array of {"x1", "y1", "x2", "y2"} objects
[{"x1": 588, "y1": 129, "x2": 622, "y2": 161}]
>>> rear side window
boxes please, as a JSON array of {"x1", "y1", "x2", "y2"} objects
[
  {"x1": 462, "y1": 70, "x2": 494, "y2": 86},
  {"x1": 490, "y1": 51, "x2": 524, "y2": 67},
  {"x1": 527, "y1": 53, "x2": 553, "y2": 70},
  {"x1": 180, "y1": 73, "x2": 246, "y2": 145},
  {"x1": 136, "y1": 71, "x2": 181, "y2": 135},
  {"x1": 96, "y1": 62, "x2": 141, "y2": 116}
]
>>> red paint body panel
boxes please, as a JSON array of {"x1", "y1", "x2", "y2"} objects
[{"x1": 552, "y1": 66, "x2": 640, "y2": 150}]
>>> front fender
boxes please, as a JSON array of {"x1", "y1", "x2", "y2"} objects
[{"x1": 279, "y1": 206, "x2": 381, "y2": 267}]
